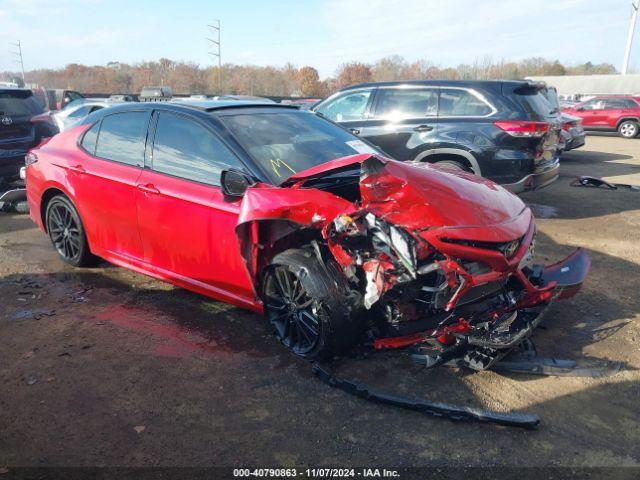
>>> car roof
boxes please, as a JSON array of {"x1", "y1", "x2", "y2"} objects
[
  {"x1": 336, "y1": 79, "x2": 534, "y2": 92},
  {"x1": 92, "y1": 100, "x2": 297, "y2": 114}
]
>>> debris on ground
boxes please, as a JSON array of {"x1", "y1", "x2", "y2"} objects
[{"x1": 571, "y1": 176, "x2": 640, "y2": 191}]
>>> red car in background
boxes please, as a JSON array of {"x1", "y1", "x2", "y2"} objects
[
  {"x1": 563, "y1": 96, "x2": 640, "y2": 138},
  {"x1": 25, "y1": 100, "x2": 588, "y2": 370}
]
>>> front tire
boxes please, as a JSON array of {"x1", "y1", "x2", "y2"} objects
[
  {"x1": 45, "y1": 195, "x2": 94, "y2": 267},
  {"x1": 618, "y1": 121, "x2": 639, "y2": 138},
  {"x1": 261, "y1": 248, "x2": 362, "y2": 360}
]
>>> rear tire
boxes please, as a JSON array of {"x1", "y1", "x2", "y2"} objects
[
  {"x1": 45, "y1": 195, "x2": 94, "y2": 267},
  {"x1": 433, "y1": 159, "x2": 470, "y2": 172},
  {"x1": 618, "y1": 121, "x2": 639, "y2": 138},
  {"x1": 261, "y1": 248, "x2": 363, "y2": 360}
]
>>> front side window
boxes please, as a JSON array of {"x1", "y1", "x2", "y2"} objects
[
  {"x1": 221, "y1": 110, "x2": 382, "y2": 184},
  {"x1": 580, "y1": 99, "x2": 604, "y2": 110},
  {"x1": 374, "y1": 88, "x2": 438, "y2": 120},
  {"x1": 439, "y1": 89, "x2": 493, "y2": 117},
  {"x1": 315, "y1": 90, "x2": 372, "y2": 122},
  {"x1": 94, "y1": 111, "x2": 149, "y2": 166},
  {"x1": 152, "y1": 112, "x2": 241, "y2": 186}
]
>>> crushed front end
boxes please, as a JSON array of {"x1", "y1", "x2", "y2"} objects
[
  {"x1": 318, "y1": 156, "x2": 590, "y2": 370},
  {"x1": 238, "y1": 154, "x2": 590, "y2": 371}
]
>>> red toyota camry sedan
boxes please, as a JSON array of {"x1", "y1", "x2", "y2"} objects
[{"x1": 25, "y1": 101, "x2": 589, "y2": 368}]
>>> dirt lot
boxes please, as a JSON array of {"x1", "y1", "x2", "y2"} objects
[{"x1": 1, "y1": 134, "x2": 639, "y2": 469}]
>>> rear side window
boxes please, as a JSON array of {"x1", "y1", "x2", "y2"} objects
[
  {"x1": 513, "y1": 90, "x2": 554, "y2": 117},
  {"x1": 316, "y1": 90, "x2": 372, "y2": 122},
  {"x1": 80, "y1": 122, "x2": 100, "y2": 155},
  {"x1": 151, "y1": 112, "x2": 242, "y2": 186},
  {"x1": 604, "y1": 98, "x2": 638, "y2": 109},
  {"x1": 439, "y1": 89, "x2": 493, "y2": 116},
  {"x1": 68, "y1": 106, "x2": 94, "y2": 119},
  {"x1": 374, "y1": 88, "x2": 438, "y2": 119},
  {"x1": 95, "y1": 112, "x2": 149, "y2": 166},
  {"x1": 0, "y1": 90, "x2": 44, "y2": 116}
]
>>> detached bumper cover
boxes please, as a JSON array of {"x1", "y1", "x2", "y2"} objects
[{"x1": 503, "y1": 160, "x2": 560, "y2": 194}]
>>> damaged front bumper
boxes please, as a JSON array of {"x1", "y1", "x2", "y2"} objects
[{"x1": 409, "y1": 248, "x2": 590, "y2": 370}]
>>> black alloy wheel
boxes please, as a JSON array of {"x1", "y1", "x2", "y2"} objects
[
  {"x1": 263, "y1": 265, "x2": 322, "y2": 356},
  {"x1": 45, "y1": 195, "x2": 93, "y2": 267}
]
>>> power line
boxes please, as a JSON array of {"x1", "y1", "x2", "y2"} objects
[
  {"x1": 622, "y1": 0, "x2": 639, "y2": 75},
  {"x1": 207, "y1": 20, "x2": 222, "y2": 93},
  {"x1": 9, "y1": 40, "x2": 25, "y2": 83}
]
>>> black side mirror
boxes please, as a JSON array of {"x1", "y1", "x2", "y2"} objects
[
  {"x1": 576, "y1": 106, "x2": 584, "y2": 111},
  {"x1": 221, "y1": 170, "x2": 251, "y2": 197}
]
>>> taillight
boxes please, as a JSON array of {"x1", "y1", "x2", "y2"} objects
[
  {"x1": 25, "y1": 152, "x2": 38, "y2": 166},
  {"x1": 494, "y1": 120, "x2": 550, "y2": 138}
]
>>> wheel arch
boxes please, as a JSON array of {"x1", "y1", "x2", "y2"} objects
[
  {"x1": 40, "y1": 186, "x2": 70, "y2": 233},
  {"x1": 616, "y1": 117, "x2": 640, "y2": 129},
  {"x1": 414, "y1": 148, "x2": 482, "y2": 175}
]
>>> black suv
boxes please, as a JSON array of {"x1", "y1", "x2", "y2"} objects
[
  {"x1": 312, "y1": 80, "x2": 561, "y2": 193},
  {"x1": 0, "y1": 88, "x2": 59, "y2": 183}
]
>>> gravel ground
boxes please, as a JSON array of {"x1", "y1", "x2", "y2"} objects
[{"x1": 0, "y1": 134, "x2": 639, "y2": 469}]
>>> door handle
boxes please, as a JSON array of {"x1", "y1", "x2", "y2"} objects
[
  {"x1": 349, "y1": 128, "x2": 361, "y2": 135},
  {"x1": 413, "y1": 125, "x2": 433, "y2": 132},
  {"x1": 137, "y1": 183, "x2": 160, "y2": 195},
  {"x1": 67, "y1": 164, "x2": 85, "y2": 174}
]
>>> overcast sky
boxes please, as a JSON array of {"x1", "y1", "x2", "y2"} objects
[{"x1": 0, "y1": 0, "x2": 638, "y2": 77}]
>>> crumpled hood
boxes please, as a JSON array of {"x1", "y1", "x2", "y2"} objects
[
  {"x1": 357, "y1": 156, "x2": 527, "y2": 231},
  {"x1": 236, "y1": 154, "x2": 531, "y2": 285}
]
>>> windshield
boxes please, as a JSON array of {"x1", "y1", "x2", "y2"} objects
[
  {"x1": 220, "y1": 110, "x2": 381, "y2": 183},
  {"x1": 0, "y1": 90, "x2": 44, "y2": 116}
]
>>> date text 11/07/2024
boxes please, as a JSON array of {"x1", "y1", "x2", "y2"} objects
[{"x1": 232, "y1": 468, "x2": 401, "y2": 478}]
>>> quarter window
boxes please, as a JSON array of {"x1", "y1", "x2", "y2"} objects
[
  {"x1": 439, "y1": 89, "x2": 493, "y2": 117},
  {"x1": 80, "y1": 122, "x2": 101, "y2": 155},
  {"x1": 152, "y1": 112, "x2": 241, "y2": 186},
  {"x1": 316, "y1": 90, "x2": 372, "y2": 122},
  {"x1": 94, "y1": 111, "x2": 149, "y2": 166},
  {"x1": 374, "y1": 88, "x2": 438, "y2": 119}
]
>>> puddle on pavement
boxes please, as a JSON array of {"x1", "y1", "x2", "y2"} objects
[{"x1": 527, "y1": 203, "x2": 559, "y2": 219}]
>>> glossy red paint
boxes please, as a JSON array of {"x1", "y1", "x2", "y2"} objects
[
  {"x1": 27, "y1": 125, "x2": 586, "y2": 328},
  {"x1": 563, "y1": 96, "x2": 640, "y2": 130}
]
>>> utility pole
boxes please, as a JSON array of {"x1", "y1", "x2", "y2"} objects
[
  {"x1": 622, "y1": 0, "x2": 639, "y2": 74},
  {"x1": 207, "y1": 20, "x2": 222, "y2": 94},
  {"x1": 9, "y1": 40, "x2": 26, "y2": 84}
]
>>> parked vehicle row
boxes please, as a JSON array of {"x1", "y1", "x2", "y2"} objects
[
  {"x1": 562, "y1": 95, "x2": 640, "y2": 138},
  {"x1": 312, "y1": 80, "x2": 563, "y2": 193},
  {"x1": 25, "y1": 100, "x2": 588, "y2": 365}
]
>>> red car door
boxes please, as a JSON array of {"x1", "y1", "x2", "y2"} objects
[
  {"x1": 135, "y1": 110, "x2": 254, "y2": 303},
  {"x1": 70, "y1": 111, "x2": 150, "y2": 260},
  {"x1": 579, "y1": 99, "x2": 608, "y2": 127}
]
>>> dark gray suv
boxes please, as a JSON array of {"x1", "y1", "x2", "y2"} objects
[{"x1": 313, "y1": 80, "x2": 561, "y2": 193}]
